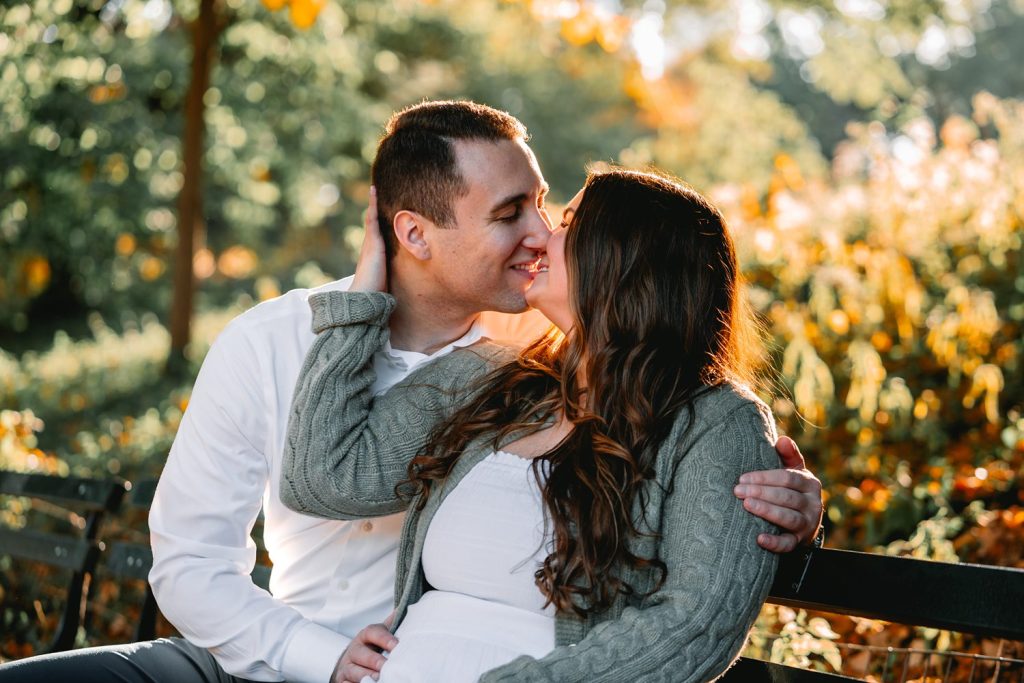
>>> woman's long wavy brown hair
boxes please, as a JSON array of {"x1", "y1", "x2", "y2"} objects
[{"x1": 406, "y1": 169, "x2": 764, "y2": 617}]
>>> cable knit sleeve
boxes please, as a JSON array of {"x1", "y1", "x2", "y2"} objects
[
  {"x1": 280, "y1": 290, "x2": 508, "y2": 520},
  {"x1": 480, "y1": 399, "x2": 781, "y2": 682}
]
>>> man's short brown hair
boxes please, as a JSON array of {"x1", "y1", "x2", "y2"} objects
[{"x1": 370, "y1": 100, "x2": 528, "y2": 257}]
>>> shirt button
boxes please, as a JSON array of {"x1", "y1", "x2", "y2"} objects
[
  {"x1": 362, "y1": 521, "x2": 374, "y2": 533},
  {"x1": 337, "y1": 579, "x2": 349, "y2": 590}
]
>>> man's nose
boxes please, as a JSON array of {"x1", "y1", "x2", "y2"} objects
[{"x1": 523, "y1": 209, "x2": 551, "y2": 250}]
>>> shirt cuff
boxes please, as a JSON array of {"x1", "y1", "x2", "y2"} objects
[
  {"x1": 308, "y1": 291, "x2": 396, "y2": 333},
  {"x1": 279, "y1": 620, "x2": 352, "y2": 683}
]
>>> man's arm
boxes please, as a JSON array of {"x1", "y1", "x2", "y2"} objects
[
  {"x1": 149, "y1": 322, "x2": 350, "y2": 683},
  {"x1": 734, "y1": 435, "x2": 825, "y2": 553}
]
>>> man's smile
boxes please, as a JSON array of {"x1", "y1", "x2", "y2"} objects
[{"x1": 511, "y1": 255, "x2": 546, "y2": 276}]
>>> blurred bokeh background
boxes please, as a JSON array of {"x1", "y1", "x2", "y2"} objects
[{"x1": 1, "y1": 0, "x2": 1022, "y2": 675}]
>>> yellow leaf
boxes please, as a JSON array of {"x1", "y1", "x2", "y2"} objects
[{"x1": 261, "y1": 0, "x2": 287, "y2": 9}]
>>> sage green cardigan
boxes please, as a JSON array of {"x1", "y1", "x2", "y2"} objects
[{"x1": 281, "y1": 291, "x2": 781, "y2": 682}]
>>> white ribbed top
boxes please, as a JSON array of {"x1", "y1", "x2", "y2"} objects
[{"x1": 370, "y1": 451, "x2": 555, "y2": 683}]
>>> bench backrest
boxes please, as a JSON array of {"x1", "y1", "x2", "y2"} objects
[
  {"x1": 0, "y1": 471, "x2": 127, "y2": 654},
  {"x1": 770, "y1": 547, "x2": 1024, "y2": 641},
  {"x1": 719, "y1": 547, "x2": 1024, "y2": 682},
  {"x1": 101, "y1": 478, "x2": 272, "y2": 642}
]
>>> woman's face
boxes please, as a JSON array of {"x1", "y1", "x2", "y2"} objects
[{"x1": 525, "y1": 187, "x2": 584, "y2": 332}]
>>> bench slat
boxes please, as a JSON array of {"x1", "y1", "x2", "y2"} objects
[
  {"x1": 106, "y1": 542, "x2": 154, "y2": 581},
  {"x1": 0, "y1": 472, "x2": 122, "y2": 511},
  {"x1": 770, "y1": 548, "x2": 1024, "y2": 641},
  {"x1": 127, "y1": 479, "x2": 158, "y2": 508},
  {"x1": 0, "y1": 526, "x2": 99, "y2": 571},
  {"x1": 105, "y1": 541, "x2": 272, "y2": 590}
]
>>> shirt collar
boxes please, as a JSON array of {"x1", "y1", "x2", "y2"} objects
[{"x1": 381, "y1": 318, "x2": 486, "y2": 373}]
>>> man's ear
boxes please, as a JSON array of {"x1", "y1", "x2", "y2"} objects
[{"x1": 392, "y1": 209, "x2": 432, "y2": 261}]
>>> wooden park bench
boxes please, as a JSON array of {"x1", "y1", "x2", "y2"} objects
[
  {"x1": 101, "y1": 477, "x2": 272, "y2": 642},
  {"x1": 3, "y1": 468, "x2": 1023, "y2": 680},
  {"x1": 723, "y1": 546, "x2": 1024, "y2": 681},
  {"x1": 0, "y1": 472, "x2": 270, "y2": 655},
  {"x1": 0, "y1": 471, "x2": 127, "y2": 653}
]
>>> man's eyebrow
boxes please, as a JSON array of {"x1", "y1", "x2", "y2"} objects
[
  {"x1": 489, "y1": 185, "x2": 550, "y2": 217},
  {"x1": 489, "y1": 193, "x2": 527, "y2": 216}
]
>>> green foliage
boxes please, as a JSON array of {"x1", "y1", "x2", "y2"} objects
[
  {"x1": 621, "y1": 59, "x2": 827, "y2": 192},
  {"x1": 722, "y1": 95, "x2": 1024, "y2": 549},
  {"x1": 0, "y1": 304, "x2": 241, "y2": 482},
  {"x1": 1, "y1": 0, "x2": 185, "y2": 332}
]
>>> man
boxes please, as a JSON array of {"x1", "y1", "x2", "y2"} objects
[{"x1": 0, "y1": 101, "x2": 822, "y2": 683}]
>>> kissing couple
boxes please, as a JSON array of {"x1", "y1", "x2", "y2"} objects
[{"x1": 0, "y1": 101, "x2": 823, "y2": 683}]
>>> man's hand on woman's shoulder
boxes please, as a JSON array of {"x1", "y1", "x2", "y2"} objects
[{"x1": 733, "y1": 436, "x2": 824, "y2": 553}]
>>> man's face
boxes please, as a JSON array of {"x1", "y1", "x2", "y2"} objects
[{"x1": 424, "y1": 138, "x2": 552, "y2": 314}]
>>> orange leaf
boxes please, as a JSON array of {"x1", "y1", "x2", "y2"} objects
[{"x1": 289, "y1": 0, "x2": 325, "y2": 29}]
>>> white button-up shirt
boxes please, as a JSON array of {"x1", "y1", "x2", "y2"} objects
[{"x1": 149, "y1": 276, "x2": 489, "y2": 683}]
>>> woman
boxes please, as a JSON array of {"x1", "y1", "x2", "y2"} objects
[{"x1": 282, "y1": 170, "x2": 781, "y2": 682}]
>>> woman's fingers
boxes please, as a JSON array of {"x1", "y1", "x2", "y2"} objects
[
  {"x1": 351, "y1": 186, "x2": 389, "y2": 292},
  {"x1": 360, "y1": 623, "x2": 399, "y2": 652},
  {"x1": 363, "y1": 186, "x2": 383, "y2": 251},
  {"x1": 347, "y1": 641, "x2": 387, "y2": 671},
  {"x1": 341, "y1": 662, "x2": 381, "y2": 683},
  {"x1": 336, "y1": 623, "x2": 397, "y2": 683}
]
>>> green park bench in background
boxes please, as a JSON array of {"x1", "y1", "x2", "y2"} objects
[
  {"x1": 0, "y1": 472, "x2": 269, "y2": 656},
  {"x1": 2, "y1": 469, "x2": 1023, "y2": 680},
  {"x1": 0, "y1": 471, "x2": 127, "y2": 653},
  {"x1": 101, "y1": 477, "x2": 272, "y2": 642},
  {"x1": 722, "y1": 546, "x2": 1024, "y2": 682}
]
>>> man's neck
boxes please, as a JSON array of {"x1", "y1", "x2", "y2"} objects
[{"x1": 387, "y1": 273, "x2": 479, "y2": 355}]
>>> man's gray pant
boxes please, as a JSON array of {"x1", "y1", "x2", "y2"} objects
[{"x1": 0, "y1": 638, "x2": 261, "y2": 683}]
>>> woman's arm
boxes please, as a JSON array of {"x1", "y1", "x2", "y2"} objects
[
  {"x1": 280, "y1": 289, "x2": 506, "y2": 520},
  {"x1": 481, "y1": 399, "x2": 781, "y2": 683}
]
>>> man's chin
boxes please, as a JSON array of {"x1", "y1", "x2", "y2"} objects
[
  {"x1": 491, "y1": 300, "x2": 531, "y2": 315},
  {"x1": 476, "y1": 290, "x2": 529, "y2": 315}
]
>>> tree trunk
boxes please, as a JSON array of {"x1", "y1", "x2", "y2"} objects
[{"x1": 167, "y1": 0, "x2": 220, "y2": 375}]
